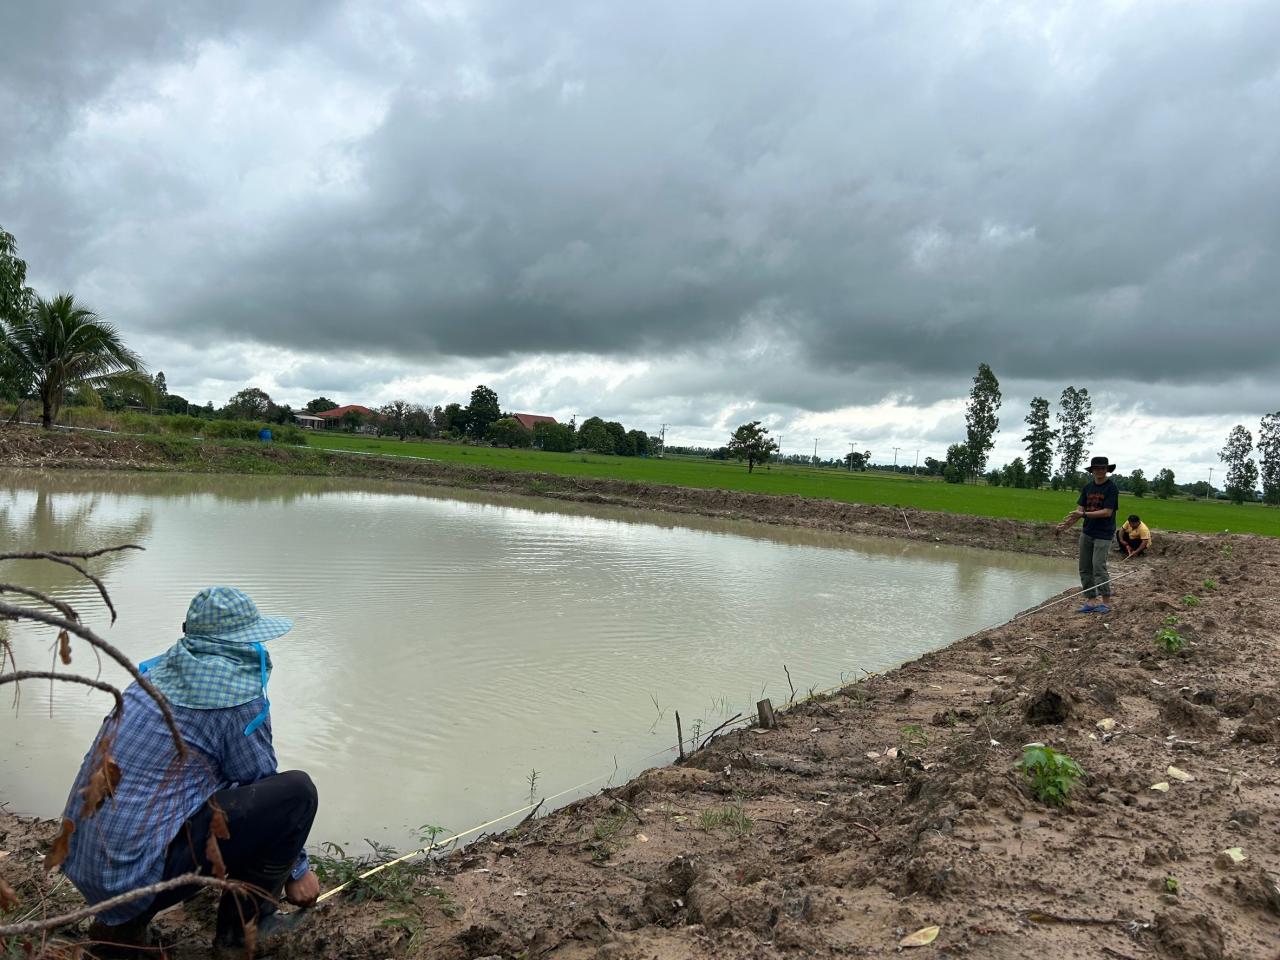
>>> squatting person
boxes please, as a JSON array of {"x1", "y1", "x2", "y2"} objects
[
  {"x1": 59, "y1": 587, "x2": 319, "y2": 958},
  {"x1": 1116, "y1": 513, "x2": 1152, "y2": 559},
  {"x1": 1057, "y1": 455, "x2": 1120, "y2": 613}
]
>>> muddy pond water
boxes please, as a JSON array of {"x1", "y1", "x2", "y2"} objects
[{"x1": 1, "y1": 470, "x2": 1073, "y2": 852}]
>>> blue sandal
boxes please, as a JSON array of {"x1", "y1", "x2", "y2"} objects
[
  {"x1": 1076, "y1": 603, "x2": 1097, "y2": 613},
  {"x1": 1092, "y1": 603, "x2": 1111, "y2": 614}
]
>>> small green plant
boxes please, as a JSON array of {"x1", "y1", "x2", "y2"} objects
[
  {"x1": 1163, "y1": 614, "x2": 1181, "y2": 626},
  {"x1": 526, "y1": 768, "x2": 540, "y2": 805},
  {"x1": 1219, "y1": 544, "x2": 1233, "y2": 557},
  {"x1": 313, "y1": 840, "x2": 417, "y2": 905},
  {"x1": 1015, "y1": 745, "x2": 1085, "y2": 806},
  {"x1": 1164, "y1": 876, "x2": 1180, "y2": 895},
  {"x1": 699, "y1": 797, "x2": 753, "y2": 837},
  {"x1": 899, "y1": 724, "x2": 929, "y2": 752},
  {"x1": 587, "y1": 812, "x2": 631, "y2": 861},
  {"x1": 1201, "y1": 578, "x2": 1217, "y2": 591},
  {"x1": 1155, "y1": 627, "x2": 1186, "y2": 654},
  {"x1": 416, "y1": 823, "x2": 448, "y2": 849},
  {"x1": 1181, "y1": 594, "x2": 1201, "y2": 607}
]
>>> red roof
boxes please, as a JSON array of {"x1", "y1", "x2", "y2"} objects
[
  {"x1": 314, "y1": 404, "x2": 374, "y2": 419},
  {"x1": 513, "y1": 413, "x2": 557, "y2": 431}
]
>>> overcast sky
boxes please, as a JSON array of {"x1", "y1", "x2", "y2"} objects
[{"x1": 3, "y1": 0, "x2": 1278, "y2": 478}]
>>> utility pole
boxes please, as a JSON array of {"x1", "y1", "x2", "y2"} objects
[
  {"x1": 813, "y1": 438, "x2": 818, "y2": 467},
  {"x1": 777, "y1": 435, "x2": 783, "y2": 465},
  {"x1": 893, "y1": 447, "x2": 901, "y2": 471},
  {"x1": 1207, "y1": 467, "x2": 1213, "y2": 500},
  {"x1": 914, "y1": 449, "x2": 920, "y2": 476},
  {"x1": 659, "y1": 423, "x2": 667, "y2": 458},
  {"x1": 849, "y1": 442, "x2": 855, "y2": 472}
]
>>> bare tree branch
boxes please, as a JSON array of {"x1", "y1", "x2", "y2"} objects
[
  {"x1": 0, "y1": 600, "x2": 186, "y2": 759},
  {"x1": 0, "y1": 546, "x2": 143, "y2": 624},
  {"x1": 0, "y1": 874, "x2": 251, "y2": 937},
  {"x1": 0, "y1": 585, "x2": 78, "y2": 622},
  {"x1": 0, "y1": 672, "x2": 123, "y2": 716}
]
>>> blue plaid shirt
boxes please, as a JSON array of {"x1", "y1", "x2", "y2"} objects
[{"x1": 61, "y1": 682, "x2": 309, "y2": 924}]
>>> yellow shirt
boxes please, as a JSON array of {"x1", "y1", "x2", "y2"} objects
[{"x1": 1120, "y1": 521, "x2": 1151, "y2": 541}]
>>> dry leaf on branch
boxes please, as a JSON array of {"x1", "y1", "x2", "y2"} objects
[
  {"x1": 44, "y1": 818, "x2": 75, "y2": 872},
  {"x1": 58, "y1": 629, "x2": 72, "y2": 665},
  {"x1": 206, "y1": 800, "x2": 231, "y2": 879},
  {"x1": 0, "y1": 873, "x2": 20, "y2": 911},
  {"x1": 79, "y1": 757, "x2": 123, "y2": 818}
]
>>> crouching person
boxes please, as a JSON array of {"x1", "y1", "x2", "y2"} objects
[{"x1": 59, "y1": 587, "x2": 319, "y2": 958}]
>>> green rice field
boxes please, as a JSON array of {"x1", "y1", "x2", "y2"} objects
[{"x1": 305, "y1": 433, "x2": 1280, "y2": 538}]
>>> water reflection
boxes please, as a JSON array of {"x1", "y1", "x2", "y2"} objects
[{"x1": 1, "y1": 469, "x2": 1074, "y2": 851}]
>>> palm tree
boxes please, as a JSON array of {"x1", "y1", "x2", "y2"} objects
[{"x1": 1, "y1": 293, "x2": 151, "y2": 428}]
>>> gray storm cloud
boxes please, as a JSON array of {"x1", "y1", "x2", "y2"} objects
[{"x1": 2, "y1": 0, "x2": 1279, "y2": 423}]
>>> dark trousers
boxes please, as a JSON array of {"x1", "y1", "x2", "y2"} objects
[
  {"x1": 1078, "y1": 532, "x2": 1112, "y2": 599},
  {"x1": 133, "y1": 771, "x2": 317, "y2": 943},
  {"x1": 1116, "y1": 530, "x2": 1145, "y2": 555}
]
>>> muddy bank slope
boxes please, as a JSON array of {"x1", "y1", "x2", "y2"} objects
[
  {"x1": 2, "y1": 428, "x2": 1060, "y2": 556},
  {"x1": 5, "y1": 533, "x2": 1278, "y2": 959}
]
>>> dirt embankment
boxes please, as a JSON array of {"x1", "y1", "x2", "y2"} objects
[
  {"x1": 4, "y1": 429, "x2": 1280, "y2": 959},
  {"x1": 1, "y1": 427, "x2": 1060, "y2": 556}
]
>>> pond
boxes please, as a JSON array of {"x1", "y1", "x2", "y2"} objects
[{"x1": 0, "y1": 470, "x2": 1073, "y2": 852}]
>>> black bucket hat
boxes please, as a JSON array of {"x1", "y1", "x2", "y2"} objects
[{"x1": 1088, "y1": 456, "x2": 1116, "y2": 473}]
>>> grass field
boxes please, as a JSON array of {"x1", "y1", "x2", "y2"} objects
[{"x1": 305, "y1": 433, "x2": 1280, "y2": 537}]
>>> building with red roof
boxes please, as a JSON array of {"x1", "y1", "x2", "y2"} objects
[{"x1": 512, "y1": 413, "x2": 557, "y2": 432}]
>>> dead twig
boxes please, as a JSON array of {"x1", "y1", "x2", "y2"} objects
[
  {"x1": 783, "y1": 664, "x2": 796, "y2": 704},
  {"x1": 0, "y1": 672, "x2": 123, "y2": 716},
  {"x1": 0, "y1": 546, "x2": 143, "y2": 624},
  {"x1": 0, "y1": 875, "x2": 250, "y2": 937},
  {"x1": 699, "y1": 713, "x2": 744, "y2": 751},
  {"x1": 517, "y1": 799, "x2": 545, "y2": 827}
]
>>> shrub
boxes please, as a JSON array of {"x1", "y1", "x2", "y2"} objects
[
  {"x1": 1015, "y1": 745, "x2": 1085, "y2": 806},
  {"x1": 1181, "y1": 594, "x2": 1201, "y2": 607}
]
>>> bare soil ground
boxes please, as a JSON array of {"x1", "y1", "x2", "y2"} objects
[{"x1": 3, "y1": 430, "x2": 1279, "y2": 959}]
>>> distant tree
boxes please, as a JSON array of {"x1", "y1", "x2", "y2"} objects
[
  {"x1": 440, "y1": 402, "x2": 465, "y2": 436},
  {"x1": 1055, "y1": 386, "x2": 1094, "y2": 485},
  {"x1": 269, "y1": 403, "x2": 294, "y2": 425},
  {"x1": 844, "y1": 450, "x2": 871, "y2": 471},
  {"x1": 151, "y1": 370, "x2": 168, "y2": 409},
  {"x1": 405, "y1": 404, "x2": 432, "y2": 437},
  {"x1": 162, "y1": 394, "x2": 189, "y2": 415},
  {"x1": 1219, "y1": 424, "x2": 1258, "y2": 504},
  {"x1": 0, "y1": 225, "x2": 36, "y2": 327},
  {"x1": 464, "y1": 384, "x2": 501, "y2": 439},
  {"x1": 1001, "y1": 457, "x2": 1028, "y2": 488},
  {"x1": 964, "y1": 362, "x2": 1002, "y2": 478},
  {"x1": 305, "y1": 396, "x2": 339, "y2": 414},
  {"x1": 1128, "y1": 468, "x2": 1149, "y2": 499},
  {"x1": 986, "y1": 469, "x2": 1003, "y2": 486},
  {"x1": 487, "y1": 416, "x2": 532, "y2": 448},
  {"x1": 943, "y1": 443, "x2": 969, "y2": 484},
  {"x1": 340, "y1": 409, "x2": 366, "y2": 432},
  {"x1": 604, "y1": 421, "x2": 627, "y2": 455},
  {"x1": 379, "y1": 399, "x2": 414, "y2": 440},
  {"x1": 225, "y1": 387, "x2": 273, "y2": 421},
  {"x1": 534, "y1": 421, "x2": 576, "y2": 452},
  {"x1": 3, "y1": 293, "x2": 151, "y2": 428},
  {"x1": 578, "y1": 416, "x2": 613, "y2": 455},
  {"x1": 1152, "y1": 467, "x2": 1177, "y2": 500},
  {"x1": 727, "y1": 421, "x2": 779, "y2": 473},
  {"x1": 1022, "y1": 396, "x2": 1057, "y2": 488},
  {"x1": 1187, "y1": 480, "x2": 1211, "y2": 499},
  {"x1": 1258, "y1": 412, "x2": 1280, "y2": 506},
  {"x1": 625, "y1": 429, "x2": 651, "y2": 456},
  {"x1": 922, "y1": 456, "x2": 945, "y2": 477}
]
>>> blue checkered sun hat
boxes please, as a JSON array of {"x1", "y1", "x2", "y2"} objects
[{"x1": 139, "y1": 587, "x2": 293, "y2": 734}]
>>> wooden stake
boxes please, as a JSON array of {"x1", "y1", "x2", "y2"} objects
[
  {"x1": 757, "y1": 698, "x2": 777, "y2": 730},
  {"x1": 675, "y1": 710, "x2": 685, "y2": 760}
]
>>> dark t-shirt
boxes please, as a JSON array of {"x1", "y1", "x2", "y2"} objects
[{"x1": 1078, "y1": 479, "x2": 1119, "y2": 539}]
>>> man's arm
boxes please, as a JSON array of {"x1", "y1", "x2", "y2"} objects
[{"x1": 220, "y1": 702, "x2": 315, "y2": 897}]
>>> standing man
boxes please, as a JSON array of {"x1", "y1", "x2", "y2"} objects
[
  {"x1": 1057, "y1": 455, "x2": 1120, "y2": 613},
  {"x1": 1116, "y1": 513, "x2": 1152, "y2": 558},
  {"x1": 60, "y1": 587, "x2": 319, "y2": 958}
]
